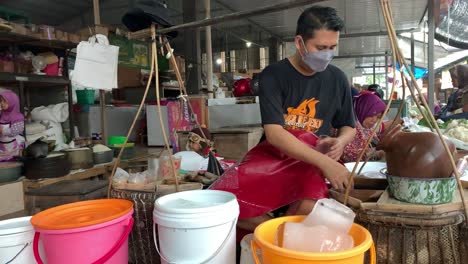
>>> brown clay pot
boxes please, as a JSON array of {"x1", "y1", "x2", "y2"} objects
[{"x1": 377, "y1": 125, "x2": 456, "y2": 178}]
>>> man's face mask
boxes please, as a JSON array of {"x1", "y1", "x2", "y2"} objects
[{"x1": 300, "y1": 37, "x2": 334, "y2": 72}]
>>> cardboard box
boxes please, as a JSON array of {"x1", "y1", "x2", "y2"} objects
[
  {"x1": 0, "y1": 60, "x2": 14, "y2": 73},
  {"x1": 118, "y1": 65, "x2": 142, "y2": 88},
  {"x1": 169, "y1": 56, "x2": 185, "y2": 74},
  {"x1": 78, "y1": 25, "x2": 109, "y2": 40},
  {"x1": 68, "y1": 33, "x2": 80, "y2": 44},
  {"x1": 16, "y1": 59, "x2": 32, "y2": 74},
  {"x1": 32, "y1": 25, "x2": 56, "y2": 40},
  {"x1": 10, "y1": 22, "x2": 30, "y2": 35},
  {"x1": 0, "y1": 180, "x2": 24, "y2": 217},
  {"x1": 55, "y1": 30, "x2": 68, "y2": 41}
]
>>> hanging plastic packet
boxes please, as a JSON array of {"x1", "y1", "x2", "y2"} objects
[{"x1": 158, "y1": 149, "x2": 182, "y2": 180}]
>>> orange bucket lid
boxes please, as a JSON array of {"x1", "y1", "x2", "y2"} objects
[{"x1": 31, "y1": 199, "x2": 133, "y2": 230}]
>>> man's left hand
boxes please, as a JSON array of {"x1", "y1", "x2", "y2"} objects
[{"x1": 319, "y1": 137, "x2": 345, "y2": 161}]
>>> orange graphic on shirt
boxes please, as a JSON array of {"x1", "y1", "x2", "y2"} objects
[{"x1": 284, "y1": 98, "x2": 323, "y2": 132}]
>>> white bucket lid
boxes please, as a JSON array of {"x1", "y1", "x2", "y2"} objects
[
  {"x1": 154, "y1": 190, "x2": 239, "y2": 229},
  {"x1": 0, "y1": 216, "x2": 33, "y2": 235}
]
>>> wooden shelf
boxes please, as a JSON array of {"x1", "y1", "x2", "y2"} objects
[
  {"x1": 0, "y1": 72, "x2": 69, "y2": 86},
  {"x1": 0, "y1": 31, "x2": 77, "y2": 49}
]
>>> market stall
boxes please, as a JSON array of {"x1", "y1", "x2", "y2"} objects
[{"x1": 0, "y1": 0, "x2": 467, "y2": 264}]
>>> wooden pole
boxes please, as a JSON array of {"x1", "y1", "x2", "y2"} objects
[
  {"x1": 205, "y1": 0, "x2": 214, "y2": 99},
  {"x1": 93, "y1": 0, "x2": 108, "y2": 144}
]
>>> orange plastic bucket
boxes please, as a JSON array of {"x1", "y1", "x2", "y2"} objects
[{"x1": 251, "y1": 216, "x2": 376, "y2": 264}]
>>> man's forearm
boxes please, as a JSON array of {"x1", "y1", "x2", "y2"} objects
[{"x1": 336, "y1": 126, "x2": 356, "y2": 145}]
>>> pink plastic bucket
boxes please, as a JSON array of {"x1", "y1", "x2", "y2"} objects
[{"x1": 32, "y1": 209, "x2": 133, "y2": 264}]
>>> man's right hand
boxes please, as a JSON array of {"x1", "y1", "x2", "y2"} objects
[{"x1": 322, "y1": 160, "x2": 351, "y2": 191}]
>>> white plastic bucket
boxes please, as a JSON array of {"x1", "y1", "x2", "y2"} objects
[
  {"x1": 153, "y1": 190, "x2": 239, "y2": 264},
  {"x1": 0, "y1": 216, "x2": 35, "y2": 264}
]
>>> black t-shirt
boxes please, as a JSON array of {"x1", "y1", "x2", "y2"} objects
[{"x1": 259, "y1": 59, "x2": 355, "y2": 136}]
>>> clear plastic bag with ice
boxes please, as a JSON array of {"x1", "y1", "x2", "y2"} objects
[{"x1": 279, "y1": 198, "x2": 356, "y2": 253}]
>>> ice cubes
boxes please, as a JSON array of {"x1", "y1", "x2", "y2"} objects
[
  {"x1": 282, "y1": 222, "x2": 354, "y2": 253},
  {"x1": 279, "y1": 198, "x2": 356, "y2": 253},
  {"x1": 303, "y1": 198, "x2": 356, "y2": 234}
]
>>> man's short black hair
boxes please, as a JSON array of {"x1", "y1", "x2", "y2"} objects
[
  {"x1": 367, "y1": 84, "x2": 381, "y2": 91},
  {"x1": 296, "y1": 6, "x2": 345, "y2": 40}
]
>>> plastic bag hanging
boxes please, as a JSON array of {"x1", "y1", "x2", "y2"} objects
[{"x1": 207, "y1": 151, "x2": 224, "y2": 176}]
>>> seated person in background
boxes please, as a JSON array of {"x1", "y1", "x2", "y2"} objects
[
  {"x1": 441, "y1": 92, "x2": 468, "y2": 122},
  {"x1": 341, "y1": 92, "x2": 386, "y2": 162},
  {"x1": 186, "y1": 127, "x2": 215, "y2": 157},
  {"x1": 350, "y1": 86, "x2": 360, "y2": 97},
  {"x1": 0, "y1": 90, "x2": 25, "y2": 161},
  {"x1": 412, "y1": 93, "x2": 441, "y2": 120},
  {"x1": 367, "y1": 84, "x2": 384, "y2": 99},
  {"x1": 441, "y1": 64, "x2": 468, "y2": 117}
]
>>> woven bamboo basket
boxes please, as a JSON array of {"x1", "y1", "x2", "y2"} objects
[
  {"x1": 111, "y1": 189, "x2": 160, "y2": 264},
  {"x1": 356, "y1": 210, "x2": 467, "y2": 264}
]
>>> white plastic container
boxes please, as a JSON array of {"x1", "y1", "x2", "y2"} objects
[
  {"x1": 174, "y1": 151, "x2": 204, "y2": 171},
  {"x1": 0, "y1": 216, "x2": 35, "y2": 264},
  {"x1": 147, "y1": 158, "x2": 160, "y2": 181},
  {"x1": 153, "y1": 190, "x2": 239, "y2": 264}
]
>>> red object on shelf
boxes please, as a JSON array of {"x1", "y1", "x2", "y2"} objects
[
  {"x1": 233, "y1": 78, "x2": 253, "y2": 97},
  {"x1": 43, "y1": 62, "x2": 59, "y2": 76}
]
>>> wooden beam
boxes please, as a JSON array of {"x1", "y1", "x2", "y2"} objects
[{"x1": 93, "y1": 0, "x2": 108, "y2": 144}]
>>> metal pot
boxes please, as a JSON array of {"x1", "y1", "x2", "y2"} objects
[
  {"x1": 93, "y1": 150, "x2": 114, "y2": 164},
  {"x1": 63, "y1": 147, "x2": 94, "y2": 170},
  {"x1": 25, "y1": 153, "x2": 71, "y2": 179},
  {"x1": 0, "y1": 162, "x2": 22, "y2": 183},
  {"x1": 112, "y1": 146, "x2": 136, "y2": 160}
]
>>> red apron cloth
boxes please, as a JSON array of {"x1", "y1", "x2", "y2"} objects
[{"x1": 209, "y1": 130, "x2": 328, "y2": 219}]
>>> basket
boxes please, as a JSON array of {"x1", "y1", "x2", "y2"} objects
[
  {"x1": 110, "y1": 189, "x2": 160, "y2": 264},
  {"x1": 356, "y1": 210, "x2": 466, "y2": 264},
  {"x1": 108, "y1": 136, "x2": 127, "y2": 146},
  {"x1": 76, "y1": 89, "x2": 95, "y2": 105}
]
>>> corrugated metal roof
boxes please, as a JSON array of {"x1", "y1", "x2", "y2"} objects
[{"x1": 1, "y1": 0, "x2": 462, "y2": 69}]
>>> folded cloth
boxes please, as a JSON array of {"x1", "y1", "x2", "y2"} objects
[
  {"x1": 25, "y1": 122, "x2": 47, "y2": 135},
  {"x1": 31, "y1": 103, "x2": 69, "y2": 123}
]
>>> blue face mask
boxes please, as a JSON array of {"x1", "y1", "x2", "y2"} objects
[{"x1": 300, "y1": 37, "x2": 334, "y2": 72}]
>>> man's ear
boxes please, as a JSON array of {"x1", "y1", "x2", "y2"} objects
[{"x1": 294, "y1": 35, "x2": 303, "y2": 53}]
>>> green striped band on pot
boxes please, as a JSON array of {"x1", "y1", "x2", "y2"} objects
[{"x1": 386, "y1": 174, "x2": 457, "y2": 205}]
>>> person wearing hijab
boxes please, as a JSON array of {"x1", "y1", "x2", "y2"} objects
[
  {"x1": 0, "y1": 90, "x2": 25, "y2": 161},
  {"x1": 341, "y1": 92, "x2": 386, "y2": 163},
  {"x1": 444, "y1": 65, "x2": 468, "y2": 114}
]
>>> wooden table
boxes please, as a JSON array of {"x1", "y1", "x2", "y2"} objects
[{"x1": 22, "y1": 159, "x2": 122, "y2": 191}]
